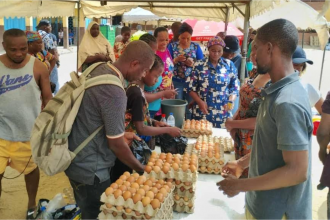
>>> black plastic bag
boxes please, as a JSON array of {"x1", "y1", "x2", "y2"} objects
[
  {"x1": 111, "y1": 139, "x2": 151, "y2": 182},
  {"x1": 158, "y1": 134, "x2": 188, "y2": 155},
  {"x1": 131, "y1": 139, "x2": 152, "y2": 165}
]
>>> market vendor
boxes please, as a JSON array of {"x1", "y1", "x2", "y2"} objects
[
  {"x1": 168, "y1": 22, "x2": 204, "y2": 119},
  {"x1": 187, "y1": 36, "x2": 239, "y2": 128}
]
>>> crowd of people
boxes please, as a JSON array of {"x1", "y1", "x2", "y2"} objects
[{"x1": 0, "y1": 17, "x2": 330, "y2": 220}]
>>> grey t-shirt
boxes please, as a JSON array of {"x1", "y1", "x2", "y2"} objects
[
  {"x1": 65, "y1": 64, "x2": 127, "y2": 185},
  {"x1": 246, "y1": 72, "x2": 313, "y2": 219}
]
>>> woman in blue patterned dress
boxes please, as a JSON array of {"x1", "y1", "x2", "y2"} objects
[
  {"x1": 168, "y1": 22, "x2": 204, "y2": 119},
  {"x1": 187, "y1": 37, "x2": 239, "y2": 128}
]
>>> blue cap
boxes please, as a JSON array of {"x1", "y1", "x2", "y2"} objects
[
  {"x1": 170, "y1": 113, "x2": 173, "y2": 115},
  {"x1": 292, "y1": 46, "x2": 313, "y2": 65}
]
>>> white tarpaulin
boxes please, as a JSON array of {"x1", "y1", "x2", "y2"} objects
[
  {"x1": 0, "y1": 0, "x2": 76, "y2": 18},
  {"x1": 123, "y1": 7, "x2": 161, "y2": 23}
]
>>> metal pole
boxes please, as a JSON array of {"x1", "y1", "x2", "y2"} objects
[
  {"x1": 240, "y1": 2, "x2": 250, "y2": 84},
  {"x1": 319, "y1": 44, "x2": 326, "y2": 90},
  {"x1": 76, "y1": 0, "x2": 80, "y2": 72},
  {"x1": 224, "y1": 7, "x2": 229, "y2": 33},
  {"x1": 302, "y1": 30, "x2": 304, "y2": 49}
]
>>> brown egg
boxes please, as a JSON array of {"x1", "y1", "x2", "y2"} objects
[
  {"x1": 174, "y1": 194, "x2": 180, "y2": 201},
  {"x1": 147, "y1": 162, "x2": 154, "y2": 166},
  {"x1": 166, "y1": 157, "x2": 172, "y2": 163},
  {"x1": 132, "y1": 173, "x2": 140, "y2": 179},
  {"x1": 151, "y1": 199, "x2": 161, "y2": 209},
  {"x1": 125, "y1": 208, "x2": 132, "y2": 213},
  {"x1": 122, "y1": 191, "x2": 132, "y2": 201},
  {"x1": 155, "y1": 161, "x2": 163, "y2": 167},
  {"x1": 132, "y1": 193, "x2": 142, "y2": 204},
  {"x1": 180, "y1": 186, "x2": 185, "y2": 192},
  {"x1": 155, "y1": 183, "x2": 162, "y2": 189},
  {"x1": 116, "y1": 206, "x2": 123, "y2": 211},
  {"x1": 112, "y1": 211, "x2": 117, "y2": 217},
  {"x1": 184, "y1": 182, "x2": 192, "y2": 187},
  {"x1": 149, "y1": 177, "x2": 157, "y2": 183},
  {"x1": 135, "y1": 211, "x2": 141, "y2": 216},
  {"x1": 181, "y1": 164, "x2": 189, "y2": 172},
  {"x1": 137, "y1": 188, "x2": 146, "y2": 196},
  {"x1": 129, "y1": 187, "x2": 137, "y2": 194},
  {"x1": 131, "y1": 182, "x2": 140, "y2": 189},
  {"x1": 144, "y1": 179, "x2": 153, "y2": 187},
  {"x1": 122, "y1": 213, "x2": 127, "y2": 219},
  {"x1": 123, "y1": 181, "x2": 131, "y2": 188},
  {"x1": 172, "y1": 163, "x2": 179, "y2": 171},
  {"x1": 149, "y1": 158, "x2": 156, "y2": 163},
  {"x1": 119, "y1": 185, "x2": 127, "y2": 192},
  {"x1": 146, "y1": 191, "x2": 155, "y2": 199},
  {"x1": 123, "y1": 171, "x2": 131, "y2": 178},
  {"x1": 145, "y1": 214, "x2": 152, "y2": 219},
  {"x1": 155, "y1": 193, "x2": 164, "y2": 203},
  {"x1": 110, "y1": 183, "x2": 118, "y2": 190},
  {"x1": 173, "y1": 157, "x2": 180, "y2": 164},
  {"x1": 162, "y1": 166, "x2": 170, "y2": 174},
  {"x1": 159, "y1": 153, "x2": 166, "y2": 160},
  {"x1": 166, "y1": 182, "x2": 173, "y2": 188},
  {"x1": 105, "y1": 203, "x2": 112, "y2": 209},
  {"x1": 189, "y1": 188, "x2": 194, "y2": 193},
  {"x1": 105, "y1": 187, "x2": 114, "y2": 196},
  {"x1": 175, "y1": 180, "x2": 181, "y2": 185},
  {"x1": 166, "y1": 178, "x2": 174, "y2": 183},
  {"x1": 190, "y1": 165, "x2": 197, "y2": 173},
  {"x1": 164, "y1": 162, "x2": 171, "y2": 167},
  {"x1": 163, "y1": 185, "x2": 171, "y2": 193},
  {"x1": 153, "y1": 166, "x2": 161, "y2": 174},
  {"x1": 136, "y1": 177, "x2": 144, "y2": 185},
  {"x1": 151, "y1": 187, "x2": 158, "y2": 194},
  {"x1": 142, "y1": 185, "x2": 150, "y2": 192},
  {"x1": 157, "y1": 179, "x2": 165, "y2": 185},
  {"x1": 142, "y1": 196, "x2": 151, "y2": 207},
  {"x1": 215, "y1": 153, "x2": 220, "y2": 159},
  {"x1": 115, "y1": 179, "x2": 123, "y2": 185},
  {"x1": 127, "y1": 176, "x2": 135, "y2": 183},
  {"x1": 160, "y1": 188, "x2": 167, "y2": 196},
  {"x1": 184, "y1": 197, "x2": 189, "y2": 202},
  {"x1": 208, "y1": 151, "x2": 213, "y2": 158},
  {"x1": 207, "y1": 167, "x2": 212, "y2": 172},
  {"x1": 114, "y1": 189, "x2": 122, "y2": 199},
  {"x1": 188, "y1": 202, "x2": 194, "y2": 208},
  {"x1": 119, "y1": 175, "x2": 127, "y2": 181}
]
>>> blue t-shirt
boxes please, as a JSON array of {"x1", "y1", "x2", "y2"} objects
[{"x1": 246, "y1": 72, "x2": 312, "y2": 219}]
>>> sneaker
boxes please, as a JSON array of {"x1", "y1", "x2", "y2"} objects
[{"x1": 26, "y1": 208, "x2": 36, "y2": 220}]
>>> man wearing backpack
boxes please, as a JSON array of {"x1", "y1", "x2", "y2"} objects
[
  {"x1": 0, "y1": 29, "x2": 52, "y2": 219},
  {"x1": 65, "y1": 40, "x2": 155, "y2": 219}
]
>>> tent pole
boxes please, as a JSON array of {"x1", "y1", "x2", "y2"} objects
[
  {"x1": 76, "y1": 0, "x2": 81, "y2": 72},
  {"x1": 224, "y1": 7, "x2": 229, "y2": 33},
  {"x1": 145, "y1": 21, "x2": 147, "y2": 31},
  {"x1": 319, "y1": 44, "x2": 326, "y2": 90},
  {"x1": 302, "y1": 30, "x2": 304, "y2": 49},
  {"x1": 240, "y1": 2, "x2": 250, "y2": 83}
]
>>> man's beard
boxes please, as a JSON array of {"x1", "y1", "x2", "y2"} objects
[{"x1": 256, "y1": 60, "x2": 268, "y2": 75}]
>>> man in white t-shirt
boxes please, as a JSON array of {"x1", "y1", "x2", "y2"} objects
[{"x1": 292, "y1": 46, "x2": 324, "y2": 114}]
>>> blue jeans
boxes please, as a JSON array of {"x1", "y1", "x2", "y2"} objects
[
  {"x1": 173, "y1": 80, "x2": 192, "y2": 120},
  {"x1": 50, "y1": 65, "x2": 60, "y2": 94},
  {"x1": 70, "y1": 177, "x2": 111, "y2": 220},
  {"x1": 231, "y1": 81, "x2": 240, "y2": 116},
  {"x1": 69, "y1": 38, "x2": 73, "y2": 45}
]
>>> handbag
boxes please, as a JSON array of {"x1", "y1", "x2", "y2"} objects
[{"x1": 158, "y1": 134, "x2": 188, "y2": 155}]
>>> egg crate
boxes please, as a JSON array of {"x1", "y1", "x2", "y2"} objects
[
  {"x1": 182, "y1": 120, "x2": 213, "y2": 133},
  {"x1": 99, "y1": 208, "x2": 173, "y2": 220},
  {"x1": 198, "y1": 167, "x2": 223, "y2": 174},
  {"x1": 223, "y1": 137, "x2": 234, "y2": 153},
  {"x1": 144, "y1": 168, "x2": 198, "y2": 183},
  {"x1": 184, "y1": 144, "x2": 200, "y2": 155},
  {"x1": 100, "y1": 185, "x2": 175, "y2": 217},
  {"x1": 182, "y1": 131, "x2": 211, "y2": 138},
  {"x1": 198, "y1": 158, "x2": 226, "y2": 168},
  {"x1": 173, "y1": 198, "x2": 195, "y2": 214},
  {"x1": 173, "y1": 182, "x2": 196, "y2": 198}
]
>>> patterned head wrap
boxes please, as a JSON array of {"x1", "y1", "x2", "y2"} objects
[
  {"x1": 207, "y1": 36, "x2": 226, "y2": 49},
  {"x1": 26, "y1": 31, "x2": 42, "y2": 42}
]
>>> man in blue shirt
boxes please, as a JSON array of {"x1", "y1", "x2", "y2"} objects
[{"x1": 218, "y1": 19, "x2": 312, "y2": 219}]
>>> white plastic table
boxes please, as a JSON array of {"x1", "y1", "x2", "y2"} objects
[{"x1": 156, "y1": 128, "x2": 246, "y2": 219}]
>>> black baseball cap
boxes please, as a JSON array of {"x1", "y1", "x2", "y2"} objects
[
  {"x1": 37, "y1": 19, "x2": 50, "y2": 28},
  {"x1": 223, "y1": 35, "x2": 240, "y2": 53},
  {"x1": 292, "y1": 46, "x2": 313, "y2": 65}
]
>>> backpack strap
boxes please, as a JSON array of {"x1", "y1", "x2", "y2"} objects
[
  {"x1": 85, "y1": 74, "x2": 124, "y2": 91},
  {"x1": 72, "y1": 125, "x2": 104, "y2": 157}
]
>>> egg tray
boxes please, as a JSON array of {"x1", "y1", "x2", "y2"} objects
[
  {"x1": 100, "y1": 186, "x2": 174, "y2": 217},
  {"x1": 173, "y1": 200, "x2": 195, "y2": 214},
  {"x1": 198, "y1": 158, "x2": 226, "y2": 168},
  {"x1": 144, "y1": 167, "x2": 198, "y2": 182},
  {"x1": 184, "y1": 144, "x2": 200, "y2": 155},
  {"x1": 181, "y1": 131, "x2": 212, "y2": 138},
  {"x1": 223, "y1": 137, "x2": 235, "y2": 153},
  {"x1": 173, "y1": 182, "x2": 196, "y2": 198},
  {"x1": 99, "y1": 209, "x2": 173, "y2": 220},
  {"x1": 198, "y1": 168, "x2": 222, "y2": 175},
  {"x1": 182, "y1": 120, "x2": 213, "y2": 132}
]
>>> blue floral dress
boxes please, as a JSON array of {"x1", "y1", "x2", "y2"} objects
[{"x1": 187, "y1": 57, "x2": 239, "y2": 128}]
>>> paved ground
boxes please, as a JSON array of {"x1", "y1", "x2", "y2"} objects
[{"x1": 0, "y1": 45, "x2": 329, "y2": 219}]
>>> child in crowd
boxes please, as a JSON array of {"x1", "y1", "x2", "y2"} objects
[
  {"x1": 111, "y1": 55, "x2": 181, "y2": 182},
  {"x1": 139, "y1": 33, "x2": 158, "y2": 53},
  {"x1": 114, "y1": 26, "x2": 131, "y2": 60}
]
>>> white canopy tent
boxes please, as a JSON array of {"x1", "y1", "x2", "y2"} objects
[{"x1": 122, "y1": 7, "x2": 161, "y2": 23}]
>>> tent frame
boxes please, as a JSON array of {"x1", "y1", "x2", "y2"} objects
[{"x1": 74, "y1": 0, "x2": 251, "y2": 81}]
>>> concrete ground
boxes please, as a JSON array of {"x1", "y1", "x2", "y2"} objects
[{"x1": 0, "y1": 45, "x2": 329, "y2": 219}]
